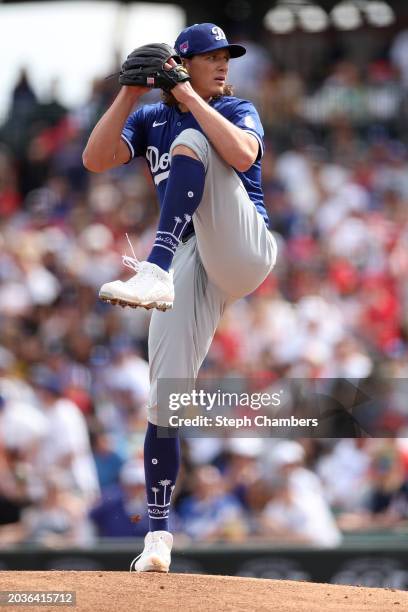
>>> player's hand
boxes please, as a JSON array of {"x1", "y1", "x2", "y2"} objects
[{"x1": 164, "y1": 58, "x2": 196, "y2": 104}]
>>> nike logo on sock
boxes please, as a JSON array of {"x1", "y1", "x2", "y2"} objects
[{"x1": 153, "y1": 120, "x2": 167, "y2": 127}]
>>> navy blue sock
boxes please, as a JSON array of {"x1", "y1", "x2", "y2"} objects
[
  {"x1": 144, "y1": 421, "x2": 180, "y2": 532},
  {"x1": 147, "y1": 154, "x2": 205, "y2": 271}
]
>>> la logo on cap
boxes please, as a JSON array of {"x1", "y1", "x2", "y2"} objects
[{"x1": 211, "y1": 26, "x2": 226, "y2": 41}]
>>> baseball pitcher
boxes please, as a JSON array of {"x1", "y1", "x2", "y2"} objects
[{"x1": 82, "y1": 23, "x2": 277, "y2": 572}]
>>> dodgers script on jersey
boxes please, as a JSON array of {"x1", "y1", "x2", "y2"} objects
[{"x1": 121, "y1": 96, "x2": 270, "y2": 226}]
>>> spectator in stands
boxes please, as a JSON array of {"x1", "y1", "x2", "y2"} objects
[
  {"x1": 91, "y1": 428, "x2": 124, "y2": 491},
  {"x1": 177, "y1": 465, "x2": 248, "y2": 542},
  {"x1": 32, "y1": 367, "x2": 100, "y2": 503},
  {"x1": 0, "y1": 472, "x2": 93, "y2": 547},
  {"x1": 337, "y1": 440, "x2": 408, "y2": 532},
  {"x1": 89, "y1": 461, "x2": 149, "y2": 538},
  {"x1": 260, "y1": 441, "x2": 342, "y2": 547},
  {"x1": 316, "y1": 440, "x2": 372, "y2": 512}
]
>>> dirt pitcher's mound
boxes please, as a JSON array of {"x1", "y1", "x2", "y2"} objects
[{"x1": 1, "y1": 571, "x2": 407, "y2": 612}]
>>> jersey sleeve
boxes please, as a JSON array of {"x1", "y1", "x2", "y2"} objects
[
  {"x1": 121, "y1": 106, "x2": 148, "y2": 161},
  {"x1": 229, "y1": 100, "x2": 265, "y2": 160}
]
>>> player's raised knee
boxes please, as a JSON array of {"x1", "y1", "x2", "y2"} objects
[{"x1": 171, "y1": 144, "x2": 200, "y2": 160}]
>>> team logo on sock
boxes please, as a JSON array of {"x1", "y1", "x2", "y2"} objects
[
  {"x1": 153, "y1": 214, "x2": 192, "y2": 254},
  {"x1": 148, "y1": 479, "x2": 176, "y2": 520}
]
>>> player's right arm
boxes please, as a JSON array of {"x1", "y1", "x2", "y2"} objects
[{"x1": 82, "y1": 86, "x2": 148, "y2": 173}]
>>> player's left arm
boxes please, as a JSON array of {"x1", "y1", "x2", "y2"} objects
[{"x1": 172, "y1": 83, "x2": 260, "y2": 172}]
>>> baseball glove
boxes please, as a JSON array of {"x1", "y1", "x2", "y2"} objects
[{"x1": 119, "y1": 43, "x2": 190, "y2": 92}]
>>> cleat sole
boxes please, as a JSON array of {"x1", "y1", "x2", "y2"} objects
[{"x1": 99, "y1": 294, "x2": 173, "y2": 312}]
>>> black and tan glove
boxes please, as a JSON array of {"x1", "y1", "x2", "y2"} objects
[{"x1": 119, "y1": 43, "x2": 190, "y2": 92}]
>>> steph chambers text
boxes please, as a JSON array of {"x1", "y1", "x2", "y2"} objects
[{"x1": 168, "y1": 415, "x2": 319, "y2": 428}]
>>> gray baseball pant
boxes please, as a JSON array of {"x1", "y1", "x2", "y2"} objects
[{"x1": 147, "y1": 128, "x2": 277, "y2": 426}]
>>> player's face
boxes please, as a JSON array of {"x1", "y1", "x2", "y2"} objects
[{"x1": 185, "y1": 49, "x2": 230, "y2": 99}]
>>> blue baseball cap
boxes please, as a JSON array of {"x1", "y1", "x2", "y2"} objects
[{"x1": 174, "y1": 23, "x2": 246, "y2": 59}]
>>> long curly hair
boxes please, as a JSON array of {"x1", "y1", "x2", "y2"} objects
[{"x1": 162, "y1": 83, "x2": 234, "y2": 106}]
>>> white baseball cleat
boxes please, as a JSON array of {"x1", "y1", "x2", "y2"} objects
[
  {"x1": 99, "y1": 235, "x2": 174, "y2": 311},
  {"x1": 130, "y1": 531, "x2": 173, "y2": 573}
]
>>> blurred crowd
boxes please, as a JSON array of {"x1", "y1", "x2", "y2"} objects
[{"x1": 1, "y1": 25, "x2": 408, "y2": 549}]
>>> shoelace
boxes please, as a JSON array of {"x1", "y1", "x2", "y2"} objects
[
  {"x1": 129, "y1": 552, "x2": 143, "y2": 572},
  {"x1": 122, "y1": 234, "x2": 168, "y2": 282},
  {"x1": 122, "y1": 233, "x2": 141, "y2": 274},
  {"x1": 129, "y1": 535, "x2": 165, "y2": 573}
]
